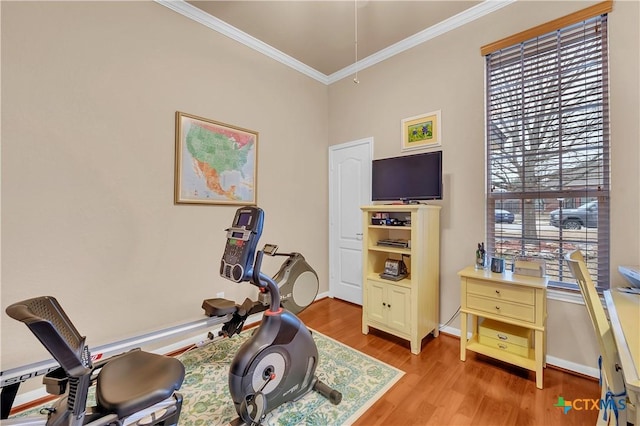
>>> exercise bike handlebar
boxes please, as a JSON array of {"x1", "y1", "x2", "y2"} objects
[
  {"x1": 269, "y1": 251, "x2": 300, "y2": 257},
  {"x1": 252, "y1": 250, "x2": 281, "y2": 313}
]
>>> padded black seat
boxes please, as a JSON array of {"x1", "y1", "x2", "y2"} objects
[
  {"x1": 96, "y1": 350, "x2": 184, "y2": 418},
  {"x1": 6, "y1": 296, "x2": 185, "y2": 425},
  {"x1": 202, "y1": 297, "x2": 238, "y2": 316}
]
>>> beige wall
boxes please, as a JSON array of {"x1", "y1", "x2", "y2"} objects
[
  {"x1": 1, "y1": 1, "x2": 329, "y2": 368},
  {"x1": 2, "y1": 0, "x2": 638, "y2": 380},
  {"x1": 328, "y1": 0, "x2": 639, "y2": 371}
]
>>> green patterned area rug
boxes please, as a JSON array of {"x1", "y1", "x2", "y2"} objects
[
  {"x1": 177, "y1": 329, "x2": 403, "y2": 425},
  {"x1": 12, "y1": 329, "x2": 403, "y2": 425}
]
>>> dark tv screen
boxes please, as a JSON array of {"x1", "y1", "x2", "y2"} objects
[{"x1": 372, "y1": 151, "x2": 442, "y2": 201}]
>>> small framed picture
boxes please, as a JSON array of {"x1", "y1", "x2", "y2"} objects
[{"x1": 401, "y1": 110, "x2": 441, "y2": 152}]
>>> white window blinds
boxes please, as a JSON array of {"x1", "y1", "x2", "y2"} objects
[{"x1": 485, "y1": 14, "x2": 610, "y2": 288}]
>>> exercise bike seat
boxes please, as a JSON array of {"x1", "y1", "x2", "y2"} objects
[
  {"x1": 6, "y1": 296, "x2": 185, "y2": 425},
  {"x1": 202, "y1": 297, "x2": 238, "y2": 316},
  {"x1": 96, "y1": 350, "x2": 184, "y2": 418}
]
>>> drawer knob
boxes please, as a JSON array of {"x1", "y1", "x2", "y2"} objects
[
  {"x1": 383, "y1": 302, "x2": 387, "y2": 307},
  {"x1": 495, "y1": 306, "x2": 501, "y2": 310},
  {"x1": 497, "y1": 334, "x2": 508, "y2": 340},
  {"x1": 495, "y1": 290, "x2": 501, "y2": 294},
  {"x1": 498, "y1": 344, "x2": 508, "y2": 350}
]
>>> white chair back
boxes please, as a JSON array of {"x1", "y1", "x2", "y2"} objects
[{"x1": 565, "y1": 250, "x2": 627, "y2": 425}]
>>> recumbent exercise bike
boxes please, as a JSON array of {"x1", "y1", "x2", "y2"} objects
[
  {"x1": 3, "y1": 297, "x2": 185, "y2": 426},
  {"x1": 207, "y1": 206, "x2": 342, "y2": 426}
]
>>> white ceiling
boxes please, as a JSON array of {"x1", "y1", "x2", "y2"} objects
[{"x1": 157, "y1": 0, "x2": 515, "y2": 84}]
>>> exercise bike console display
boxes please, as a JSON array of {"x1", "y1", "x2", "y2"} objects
[{"x1": 220, "y1": 207, "x2": 264, "y2": 283}]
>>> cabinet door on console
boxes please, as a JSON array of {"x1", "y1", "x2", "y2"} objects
[
  {"x1": 387, "y1": 285, "x2": 411, "y2": 332},
  {"x1": 366, "y1": 282, "x2": 386, "y2": 323}
]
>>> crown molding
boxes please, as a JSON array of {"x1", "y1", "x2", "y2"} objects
[
  {"x1": 155, "y1": 0, "x2": 515, "y2": 86},
  {"x1": 154, "y1": 0, "x2": 330, "y2": 84},
  {"x1": 328, "y1": 0, "x2": 516, "y2": 84}
]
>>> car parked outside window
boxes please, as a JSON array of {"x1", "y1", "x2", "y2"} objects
[
  {"x1": 549, "y1": 201, "x2": 598, "y2": 230},
  {"x1": 495, "y1": 209, "x2": 515, "y2": 224}
]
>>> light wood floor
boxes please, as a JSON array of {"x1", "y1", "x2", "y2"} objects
[{"x1": 297, "y1": 297, "x2": 600, "y2": 426}]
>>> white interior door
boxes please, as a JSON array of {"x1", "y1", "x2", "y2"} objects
[{"x1": 329, "y1": 138, "x2": 372, "y2": 305}]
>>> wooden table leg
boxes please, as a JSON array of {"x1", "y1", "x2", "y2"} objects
[
  {"x1": 535, "y1": 329, "x2": 544, "y2": 389},
  {"x1": 460, "y1": 311, "x2": 467, "y2": 361}
]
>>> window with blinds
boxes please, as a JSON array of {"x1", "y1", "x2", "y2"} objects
[{"x1": 485, "y1": 14, "x2": 610, "y2": 289}]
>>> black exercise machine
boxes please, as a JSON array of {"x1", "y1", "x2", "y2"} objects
[
  {"x1": 207, "y1": 206, "x2": 341, "y2": 426},
  {"x1": 3, "y1": 296, "x2": 185, "y2": 426}
]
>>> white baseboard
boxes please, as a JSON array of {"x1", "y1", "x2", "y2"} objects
[
  {"x1": 439, "y1": 325, "x2": 463, "y2": 337},
  {"x1": 438, "y1": 325, "x2": 598, "y2": 379},
  {"x1": 316, "y1": 291, "x2": 329, "y2": 300},
  {"x1": 12, "y1": 388, "x2": 50, "y2": 409},
  {"x1": 545, "y1": 355, "x2": 599, "y2": 378}
]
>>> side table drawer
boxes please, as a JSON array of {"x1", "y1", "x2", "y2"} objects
[
  {"x1": 467, "y1": 279, "x2": 535, "y2": 305},
  {"x1": 478, "y1": 335, "x2": 530, "y2": 357},
  {"x1": 467, "y1": 294, "x2": 535, "y2": 323},
  {"x1": 479, "y1": 318, "x2": 532, "y2": 347}
]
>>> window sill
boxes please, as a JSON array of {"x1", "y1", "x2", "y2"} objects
[
  {"x1": 547, "y1": 283, "x2": 607, "y2": 305},
  {"x1": 547, "y1": 287, "x2": 585, "y2": 305}
]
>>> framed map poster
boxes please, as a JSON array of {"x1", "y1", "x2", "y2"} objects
[{"x1": 175, "y1": 111, "x2": 258, "y2": 205}]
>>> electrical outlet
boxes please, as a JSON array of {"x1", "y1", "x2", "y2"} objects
[{"x1": 216, "y1": 292, "x2": 225, "y2": 299}]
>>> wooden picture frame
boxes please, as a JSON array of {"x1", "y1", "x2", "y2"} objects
[
  {"x1": 401, "y1": 110, "x2": 441, "y2": 152},
  {"x1": 175, "y1": 111, "x2": 258, "y2": 205}
]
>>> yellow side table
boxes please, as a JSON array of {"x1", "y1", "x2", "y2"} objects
[{"x1": 459, "y1": 266, "x2": 548, "y2": 389}]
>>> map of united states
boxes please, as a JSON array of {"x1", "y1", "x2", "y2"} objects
[{"x1": 180, "y1": 120, "x2": 256, "y2": 203}]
